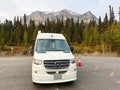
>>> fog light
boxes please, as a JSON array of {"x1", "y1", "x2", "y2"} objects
[
  {"x1": 34, "y1": 70, "x2": 38, "y2": 73},
  {"x1": 74, "y1": 68, "x2": 77, "y2": 71}
]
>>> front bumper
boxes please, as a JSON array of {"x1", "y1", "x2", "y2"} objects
[
  {"x1": 32, "y1": 71, "x2": 77, "y2": 84},
  {"x1": 32, "y1": 62, "x2": 77, "y2": 84}
]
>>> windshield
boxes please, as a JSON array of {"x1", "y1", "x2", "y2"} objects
[{"x1": 35, "y1": 39, "x2": 71, "y2": 53}]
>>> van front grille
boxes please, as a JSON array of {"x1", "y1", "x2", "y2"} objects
[{"x1": 44, "y1": 60, "x2": 70, "y2": 69}]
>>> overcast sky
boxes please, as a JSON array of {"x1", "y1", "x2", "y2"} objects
[{"x1": 0, "y1": 0, "x2": 119, "y2": 22}]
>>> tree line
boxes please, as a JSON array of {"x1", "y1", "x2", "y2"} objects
[{"x1": 0, "y1": 5, "x2": 120, "y2": 53}]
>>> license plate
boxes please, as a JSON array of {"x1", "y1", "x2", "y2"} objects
[{"x1": 54, "y1": 74, "x2": 62, "y2": 80}]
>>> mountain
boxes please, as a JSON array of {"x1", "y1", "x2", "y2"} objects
[
  {"x1": 25, "y1": 9, "x2": 98, "y2": 25},
  {"x1": 81, "y1": 11, "x2": 98, "y2": 24}
]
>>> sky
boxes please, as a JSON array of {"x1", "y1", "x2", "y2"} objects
[{"x1": 0, "y1": 0, "x2": 119, "y2": 22}]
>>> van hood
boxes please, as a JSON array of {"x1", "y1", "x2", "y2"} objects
[{"x1": 34, "y1": 51, "x2": 74, "y2": 60}]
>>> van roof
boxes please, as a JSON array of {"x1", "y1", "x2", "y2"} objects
[{"x1": 37, "y1": 32, "x2": 65, "y2": 40}]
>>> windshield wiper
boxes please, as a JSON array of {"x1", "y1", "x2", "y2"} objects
[
  {"x1": 63, "y1": 51, "x2": 70, "y2": 53},
  {"x1": 41, "y1": 49, "x2": 70, "y2": 52},
  {"x1": 51, "y1": 49, "x2": 64, "y2": 51}
]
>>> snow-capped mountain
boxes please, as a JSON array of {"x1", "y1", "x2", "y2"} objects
[{"x1": 25, "y1": 9, "x2": 98, "y2": 25}]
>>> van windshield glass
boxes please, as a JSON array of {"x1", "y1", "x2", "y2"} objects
[{"x1": 36, "y1": 39, "x2": 70, "y2": 53}]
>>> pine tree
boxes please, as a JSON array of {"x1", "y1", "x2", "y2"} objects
[
  {"x1": 38, "y1": 22, "x2": 45, "y2": 32},
  {"x1": 88, "y1": 34, "x2": 93, "y2": 46},
  {"x1": 70, "y1": 18, "x2": 74, "y2": 43},
  {"x1": 119, "y1": 7, "x2": 120, "y2": 22},
  {"x1": 0, "y1": 25, "x2": 5, "y2": 49},
  {"x1": 109, "y1": 5, "x2": 115, "y2": 26},
  {"x1": 103, "y1": 13, "x2": 109, "y2": 32},
  {"x1": 56, "y1": 16, "x2": 61, "y2": 33},
  {"x1": 14, "y1": 16, "x2": 22, "y2": 45},
  {"x1": 23, "y1": 30, "x2": 28, "y2": 47},
  {"x1": 64, "y1": 18, "x2": 71, "y2": 44},
  {"x1": 19, "y1": 17, "x2": 24, "y2": 45},
  {"x1": 23, "y1": 14, "x2": 27, "y2": 31},
  {"x1": 111, "y1": 7, "x2": 115, "y2": 22},
  {"x1": 92, "y1": 26, "x2": 99, "y2": 46},
  {"x1": 32, "y1": 28, "x2": 38, "y2": 45},
  {"x1": 45, "y1": 18, "x2": 50, "y2": 33},
  {"x1": 79, "y1": 20, "x2": 84, "y2": 43},
  {"x1": 74, "y1": 18, "x2": 79, "y2": 44},
  {"x1": 28, "y1": 20, "x2": 35, "y2": 44},
  {"x1": 98, "y1": 16, "x2": 102, "y2": 34},
  {"x1": 83, "y1": 26, "x2": 89, "y2": 46}
]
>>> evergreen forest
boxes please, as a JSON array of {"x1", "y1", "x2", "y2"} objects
[{"x1": 0, "y1": 6, "x2": 120, "y2": 55}]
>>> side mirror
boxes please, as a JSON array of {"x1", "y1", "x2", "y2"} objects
[
  {"x1": 70, "y1": 47, "x2": 74, "y2": 53},
  {"x1": 29, "y1": 46, "x2": 34, "y2": 55}
]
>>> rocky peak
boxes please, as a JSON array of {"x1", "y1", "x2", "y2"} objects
[{"x1": 25, "y1": 9, "x2": 98, "y2": 25}]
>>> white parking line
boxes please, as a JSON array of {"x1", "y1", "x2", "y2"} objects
[
  {"x1": 110, "y1": 71, "x2": 114, "y2": 77},
  {"x1": 94, "y1": 66, "x2": 98, "y2": 71},
  {"x1": 0, "y1": 69, "x2": 5, "y2": 73},
  {"x1": 110, "y1": 69, "x2": 115, "y2": 77},
  {"x1": 116, "y1": 81, "x2": 120, "y2": 83}
]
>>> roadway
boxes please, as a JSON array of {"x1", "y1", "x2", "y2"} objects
[{"x1": 0, "y1": 56, "x2": 120, "y2": 90}]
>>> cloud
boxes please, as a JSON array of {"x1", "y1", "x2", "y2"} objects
[
  {"x1": 0, "y1": 0, "x2": 19, "y2": 14},
  {"x1": 0, "y1": 0, "x2": 23, "y2": 20},
  {"x1": 0, "y1": 0, "x2": 119, "y2": 21}
]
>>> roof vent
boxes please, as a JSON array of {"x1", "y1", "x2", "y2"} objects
[
  {"x1": 51, "y1": 35, "x2": 53, "y2": 37},
  {"x1": 38, "y1": 30, "x2": 41, "y2": 34}
]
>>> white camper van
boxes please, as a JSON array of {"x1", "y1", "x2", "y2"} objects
[{"x1": 31, "y1": 31, "x2": 77, "y2": 84}]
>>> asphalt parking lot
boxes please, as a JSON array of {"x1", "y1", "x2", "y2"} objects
[{"x1": 0, "y1": 56, "x2": 120, "y2": 90}]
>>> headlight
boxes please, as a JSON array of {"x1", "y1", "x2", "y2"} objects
[
  {"x1": 71, "y1": 59, "x2": 76, "y2": 64},
  {"x1": 33, "y1": 59, "x2": 42, "y2": 65}
]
